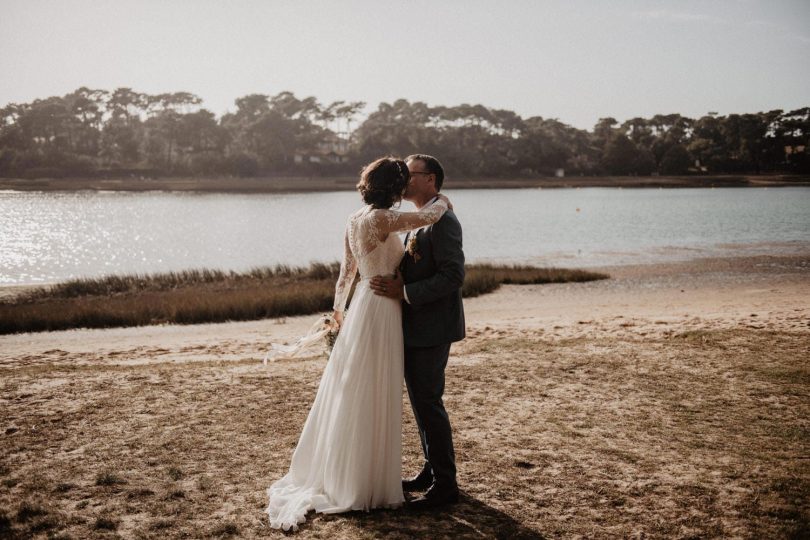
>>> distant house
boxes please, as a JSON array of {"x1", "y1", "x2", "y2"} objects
[
  {"x1": 294, "y1": 132, "x2": 350, "y2": 164},
  {"x1": 784, "y1": 145, "x2": 806, "y2": 155}
]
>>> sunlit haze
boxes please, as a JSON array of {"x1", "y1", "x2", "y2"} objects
[{"x1": 2, "y1": 0, "x2": 809, "y2": 129}]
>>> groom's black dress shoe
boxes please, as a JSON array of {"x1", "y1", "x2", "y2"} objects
[
  {"x1": 402, "y1": 472, "x2": 433, "y2": 492},
  {"x1": 407, "y1": 483, "x2": 459, "y2": 510}
]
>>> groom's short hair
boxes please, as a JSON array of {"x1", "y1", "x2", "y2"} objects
[{"x1": 406, "y1": 154, "x2": 445, "y2": 191}]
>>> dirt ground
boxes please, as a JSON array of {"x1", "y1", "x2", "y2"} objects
[{"x1": 1, "y1": 255, "x2": 808, "y2": 539}]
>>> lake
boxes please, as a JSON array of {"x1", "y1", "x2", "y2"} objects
[{"x1": 1, "y1": 187, "x2": 809, "y2": 285}]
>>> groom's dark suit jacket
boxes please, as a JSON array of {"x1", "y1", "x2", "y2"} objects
[{"x1": 400, "y1": 209, "x2": 466, "y2": 348}]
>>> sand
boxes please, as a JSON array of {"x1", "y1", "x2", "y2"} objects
[{"x1": 1, "y1": 255, "x2": 808, "y2": 538}]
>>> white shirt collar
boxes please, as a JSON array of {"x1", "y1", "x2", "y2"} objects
[{"x1": 418, "y1": 195, "x2": 440, "y2": 210}]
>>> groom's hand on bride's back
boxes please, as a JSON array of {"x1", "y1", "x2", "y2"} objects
[{"x1": 370, "y1": 270, "x2": 404, "y2": 300}]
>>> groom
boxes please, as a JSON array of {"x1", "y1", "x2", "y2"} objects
[{"x1": 370, "y1": 154, "x2": 465, "y2": 509}]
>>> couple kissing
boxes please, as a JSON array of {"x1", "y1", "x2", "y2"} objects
[{"x1": 265, "y1": 154, "x2": 465, "y2": 531}]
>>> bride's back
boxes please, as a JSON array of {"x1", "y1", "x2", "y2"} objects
[{"x1": 347, "y1": 206, "x2": 405, "y2": 278}]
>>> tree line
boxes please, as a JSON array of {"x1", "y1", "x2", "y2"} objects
[{"x1": 0, "y1": 87, "x2": 807, "y2": 179}]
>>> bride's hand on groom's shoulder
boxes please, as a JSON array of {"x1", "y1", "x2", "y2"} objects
[{"x1": 438, "y1": 193, "x2": 452, "y2": 210}]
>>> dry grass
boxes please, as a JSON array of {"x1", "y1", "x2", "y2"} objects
[
  {"x1": 0, "y1": 264, "x2": 606, "y2": 334},
  {"x1": 19, "y1": 264, "x2": 340, "y2": 301},
  {"x1": 1, "y1": 327, "x2": 807, "y2": 538},
  {"x1": 462, "y1": 264, "x2": 608, "y2": 298}
]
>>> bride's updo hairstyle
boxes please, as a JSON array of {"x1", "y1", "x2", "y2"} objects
[{"x1": 357, "y1": 157, "x2": 410, "y2": 209}]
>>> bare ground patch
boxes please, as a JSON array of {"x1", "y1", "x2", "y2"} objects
[{"x1": 1, "y1": 328, "x2": 808, "y2": 538}]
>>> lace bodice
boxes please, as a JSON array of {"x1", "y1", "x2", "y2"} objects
[{"x1": 333, "y1": 199, "x2": 448, "y2": 311}]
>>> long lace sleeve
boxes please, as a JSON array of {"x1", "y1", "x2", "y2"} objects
[
  {"x1": 370, "y1": 198, "x2": 449, "y2": 237},
  {"x1": 332, "y1": 225, "x2": 358, "y2": 312}
]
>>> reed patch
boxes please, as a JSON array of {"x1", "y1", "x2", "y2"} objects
[{"x1": 0, "y1": 263, "x2": 607, "y2": 334}]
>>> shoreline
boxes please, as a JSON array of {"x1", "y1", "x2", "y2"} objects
[
  {"x1": 2, "y1": 251, "x2": 807, "y2": 322},
  {"x1": 3, "y1": 248, "x2": 809, "y2": 300},
  {"x1": 1, "y1": 174, "x2": 808, "y2": 193},
  {"x1": 1, "y1": 253, "x2": 806, "y2": 357}
]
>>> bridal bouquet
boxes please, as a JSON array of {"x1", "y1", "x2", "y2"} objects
[
  {"x1": 326, "y1": 318, "x2": 340, "y2": 353},
  {"x1": 263, "y1": 314, "x2": 340, "y2": 364}
]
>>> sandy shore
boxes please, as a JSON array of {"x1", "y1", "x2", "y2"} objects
[
  {"x1": 1, "y1": 174, "x2": 808, "y2": 193},
  {"x1": 1, "y1": 255, "x2": 808, "y2": 538}
]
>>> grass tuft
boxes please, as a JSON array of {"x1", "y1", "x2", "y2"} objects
[
  {"x1": 94, "y1": 516, "x2": 118, "y2": 530},
  {"x1": 211, "y1": 522, "x2": 240, "y2": 537},
  {"x1": 54, "y1": 482, "x2": 76, "y2": 493},
  {"x1": 150, "y1": 518, "x2": 174, "y2": 530},
  {"x1": 167, "y1": 467, "x2": 183, "y2": 481},
  {"x1": 95, "y1": 471, "x2": 126, "y2": 486},
  {"x1": 28, "y1": 515, "x2": 59, "y2": 533},
  {"x1": 196, "y1": 475, "x2": 213, "y2": 492},
  {"x1": 16, "y1": 501, "x2": 48, "y2": 522}
]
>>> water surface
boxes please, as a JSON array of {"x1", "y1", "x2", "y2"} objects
[{"x1": 1, "y1": 187, "x2": 808, "y2": 285}]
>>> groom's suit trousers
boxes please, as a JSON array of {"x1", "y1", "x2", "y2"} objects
[{"x1": 404, "y1": 342, "x2": 457, "y2": 488}]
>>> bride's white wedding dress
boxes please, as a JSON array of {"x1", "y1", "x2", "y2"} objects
[{"x1": 264, "y1": 199, "x2": 448, "y2": 531}]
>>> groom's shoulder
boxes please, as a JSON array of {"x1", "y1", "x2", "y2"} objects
[
  {"x1": 438, "y1": 208, "x2": 461, "y2": 229},
  {"x1": 431, "y1": 208, "x2": 462, "y2": 239}
]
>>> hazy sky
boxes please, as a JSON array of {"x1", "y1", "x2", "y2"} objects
[{"x1": 1, "y1": 0, "x2": 808, "y2": 130}]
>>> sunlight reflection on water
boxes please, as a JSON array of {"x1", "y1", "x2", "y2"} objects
[{"x1": 1, "y1": 187, "x2": 809, "y2": 284}]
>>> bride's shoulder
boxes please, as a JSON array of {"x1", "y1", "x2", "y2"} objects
[
  {"x1": 348, "y1": 206, "x2": 370, "y2": 219},
  {"x1": 367, "y1": 206, "x2": 400, "y2": 221},
  {"x1": 357, "y1": 205, "x2": 395, "y2": 218},
  {"x1": 347, "y1": 205, "x2": 383, "y2": 226}
]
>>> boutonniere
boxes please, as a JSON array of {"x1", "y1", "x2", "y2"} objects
[{"x1": 406, "y1": 234, "x2": 422, "y2": 262}]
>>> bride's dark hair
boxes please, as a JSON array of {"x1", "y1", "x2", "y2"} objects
[{"x1": 356, "y1": 157, "x2": 410, "y2": 209}]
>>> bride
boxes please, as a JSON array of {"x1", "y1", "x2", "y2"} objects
[{"x1": 264, "y1": 156, "x2": 451, "y2": 531}]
